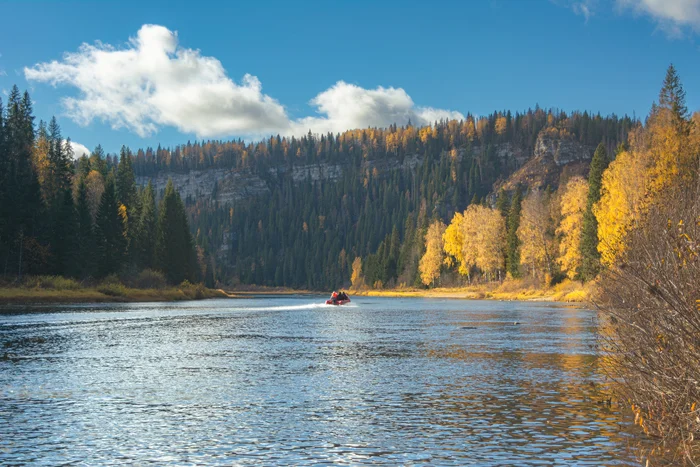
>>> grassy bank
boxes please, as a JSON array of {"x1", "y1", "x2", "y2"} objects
[
  {"x1": 0, "y1": 275, "x2": 230, "y2": 304},
  {"x1": 350, "y1": 278, "x2": 591, "y2": 302}
]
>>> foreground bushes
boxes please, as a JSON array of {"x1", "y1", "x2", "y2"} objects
[
  {"x1": 0, "y1": 270, "x2": 223, "y2": 303},
  {"x1": 598, "y1": 182, "x2": 700, "y2": 463}
]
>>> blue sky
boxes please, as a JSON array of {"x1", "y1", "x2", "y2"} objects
[{"x1": 1, "y1": 0, "x2": 699, "y2": 156}]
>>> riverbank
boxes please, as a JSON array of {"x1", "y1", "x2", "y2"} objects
[
  {"x1": 0, "y1": 276, "x2": 231, "y2": 304},
  {"x1": 349, "y1": 279, "x2": 591, "y2": 302}
]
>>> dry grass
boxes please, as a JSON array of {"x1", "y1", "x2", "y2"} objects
[
  {"x1": 350, "y1": 278, "x2": 589, "y2": 302},
  {"x1": 0, "y1": 276, "x2": 228, "y2": 303}
]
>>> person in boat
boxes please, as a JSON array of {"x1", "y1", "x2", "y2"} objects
[
  {"x1": 330, "y1": 291, "x2": 339, "y2": 302},
  {"x1": 337, "y1": 291, "x2": 349, "y2": 301}
]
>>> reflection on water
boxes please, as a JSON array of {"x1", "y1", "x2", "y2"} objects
[{"x1": 0, "y1": 297, "x2": 644, "y2": 465}]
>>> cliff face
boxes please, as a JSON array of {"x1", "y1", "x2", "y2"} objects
[
  {"x1": 494, "y1": 131, "x2": 594, "y2": 193},
  {"x1": 138, "y1": 130, "x2": 593, "y2": 204}
]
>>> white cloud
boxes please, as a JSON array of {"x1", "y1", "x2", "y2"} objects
[
  {"x1": 553, "y1": 0, "x2": 598, "y2": 22},
  {"x1": 573, "y1": 0, "x2": 597, "y2": 21},
  {"x1": 291, "y1": 82, "x2": 464, "y2": 135},
  {"x1": 616, "y1": 0, "x2": 700, "y2": 36},
  {"x1": 69, "y1": 140, "x2": 91, "y2": 159},
  {"x1": 24, "y1": 24, "x2": 462, "y2": 139},
  {"x1": 0, "y1": 70, "x2": 7, "y2": 77}
]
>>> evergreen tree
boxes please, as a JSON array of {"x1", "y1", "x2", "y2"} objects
[
  {"x1": 659, "y1": 64, "x2": 689, "y2": 130},
  {"x1": 52, "y1": 189, "x2": 79, "y2": 277},
  {"x1": 46, "y1": 116, "x2": 72, "y2": 205},
  {"x1": 579, "y1": 143, "x2": 609, "y2": 281},
  {"x1": 94, "y1": 175, "x2": 126, "y2": 277},
  {"x1": 2, "y1": 86, "x2": 43, "y2": 277},
  {"x1": 156, "y1": 179, "x2": 197, "y2": 284},
  {"x1": 75, "y1": 178, "x2": 95, "y2": 278},
  {"x1": 116, "y1": 145, "x2": 137, "y2": 210},
  {"x1": 505, "y1": 187, "x2": 522, "y2": 278},
  {"x1": 134, "y1": 181, "x2": 158, "y2": 270}
]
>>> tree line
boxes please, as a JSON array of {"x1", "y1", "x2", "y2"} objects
[
  {"x1": 411, "y1": 66, "x2": 699, "y2": 291},
  {"x1": 0, "y1": 86, "x2": 201, "y2": 285}
]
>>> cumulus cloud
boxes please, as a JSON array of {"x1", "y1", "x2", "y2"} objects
[
  {"x1": 69, "y1": 141, "x2": 91, "y2": 159},
  {"x1": 25, "y1": 25, "x2": 463, "y2": 139},
  {"x1": 617, "y1": 0, "x2": 700, "y2": 36},
  {"x1": 291, "y1": 82, "x2": 464, "y2": 135}
]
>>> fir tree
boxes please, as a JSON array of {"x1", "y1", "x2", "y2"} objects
[
  {"x1": 505, "y1": 187, "x2": 522, "y2": 278},
  {"x1": 95, "y1": 175, "x2": 126, "y2": 277},
  {"x1": 116, "y1": 145, "x2": 137, "y2": 210},
  {"x1": 579, "y1": 143, "x2": 609, "y2": 281},
  {"x1": 52, "y1": 189, "x2": 79, "y2": 277},
  {"x1": 76, "y1": 178, "x2": 95, "y2": 278},
  {"x1": 134, "y1": 181, "x2": 158, "y2": 270},
  {"x1": 156, "y1": 179, "x2": 197, "y2": 284}
]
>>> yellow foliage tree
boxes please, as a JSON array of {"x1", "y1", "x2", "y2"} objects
[
  {"x1": 594, "y1": 144, "x2": 649, "y2": 266},
  {"x1": 556, "y1": 177, "x2": 588, "y2": 279},
  {"x1": 461, "y1": 205, "x2": 506, "y2": 280},
  {"x1": 442, "y1": 212, "x2": 467, "y2": 273},
  {"x1": 419, "y1": 220, "x2": 446, "y2": 286},
  {"x1": 495, "y1": 116, "x2": 507, "y2": 135},
  {"x1": 518, "y1": 190, "x2": 556, "y2": 279},
  {"x1": 350, "y1": 257, "x2": 365, "y2": 289}
]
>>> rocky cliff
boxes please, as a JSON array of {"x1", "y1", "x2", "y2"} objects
[{"x1": 138, "y1": 130, "x2": 593, "y2": 204}]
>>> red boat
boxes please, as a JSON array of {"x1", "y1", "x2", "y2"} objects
[
  {"x1": 326, "y1": 291, "x2": 351, "y2": 305},
  {"x1": 326, "y1": 298, "x2": 351, "y2": 306}
]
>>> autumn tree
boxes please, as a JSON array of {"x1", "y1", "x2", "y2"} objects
[
  {"x1": 419, "y1": 220, "x2": 446, "y2": 286},
  {"x1": 518, "y1": 190, "x2": 556, "y2": 281},
  {"x1": 442, "y1": 212, "x2": 467, "y2": 274},
  {"x1": 557, "y1": 177, "x2": 588, "y2": 279},
  {"x1": 461, "y1": 205, "x2": 506, "y2": 281},
  {"x1": 350, "y1": 256, "x2": 365, "y2": 289}
]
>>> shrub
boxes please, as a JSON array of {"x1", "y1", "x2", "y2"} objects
[
  {"x1": 22, "y1": 275, "x2": 80, "y2": 290},
  {"x1": 97, "y1": 275, "x2": 126, "y2": 296},
  {"x1": 598, "y1": 182, "x2": 700, "y2": 462},
  {"x1": 133, "y1": 269, "x2": 167, "y2": 290}
]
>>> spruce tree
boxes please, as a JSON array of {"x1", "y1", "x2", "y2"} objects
[
  {"x1": 156, "y1": 179, "x2": 197, "y2": 284},
  {"x1": 579, "y1": 143, "x2": 609, "y2": 281},
  {"x1": 659, "y1": 64, "x2": 689, "y2": 128},
  {"x1": 506, "y1": 187, "x2": 522, "y2": 278},
  {"x1": 116, "y1": 145, "x2": 137, "y2": 210},
  {"x1": 135, "y1": 181, "x2": 158, "y2": 270},
  {"x1": 53, "y1": 189, "x2": 79, "y2": 277},
  {"x1": 76, "y1": 178, "x2": 95, "y2": 278},
  {"x1": 95, "y1": 175, "x2": 126, "y2": 277},
  {"x1": 3, "y1": 87, "x2": 43, "y2": 277}
]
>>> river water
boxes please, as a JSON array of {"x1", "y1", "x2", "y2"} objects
[{"x1": 0, "y1": 296, "x2": 644, "y2": 465}]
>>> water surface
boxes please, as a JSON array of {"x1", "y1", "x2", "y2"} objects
[{"x1": 0, "y1": 297, "x2": 642, "y2": 465}]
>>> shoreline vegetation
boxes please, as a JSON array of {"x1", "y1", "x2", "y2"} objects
[
  {"x1": 0, "y1": 276, "x2": 589, "y2": 304},
  {"x1": 0, "y1": 275, "x2": 229, "y2": 304},
  {"x1": 350, "y1": 278, "x2": 590, "y2": 302}
]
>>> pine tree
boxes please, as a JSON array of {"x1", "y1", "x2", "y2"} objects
[
  {"x1": 95, "y1": 175, "x2": 126, "y2": 277},
  {"x1": 53, "y1": 189, "x2": 79, "y2": 276},
  {"x1": 659, "y1": 64, "x2": 689, "y2": 132},
  {"x1": 3, "y1": 87, "x2": 43, "y2": 277},
  {"x1": 46, "y1": 116, "x2": 72, "y2": 205},
  {"x1": 505, "y1": 187, "x2": 522, "y2": 278},
  {"x1": 134, "y1": 181, "x2": 158, "y2": 270},
  {"x1": 579, "y1": 143, "x2": 609, "y2": 281},
  {"x1": 116, "y1": 146, "x2": 136, "y2": 210},
  {"x1": 156, "y1": 179, "x2": 197, "y2": 284},
  {"x1": 76, "y1": 178, "x2": 95, "y2": 278}
]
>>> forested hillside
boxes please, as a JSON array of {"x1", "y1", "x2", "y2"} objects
[
  {"x1": 129, "y1": 109, "x2": 633, "y2": 289},
  {"x1": 0, "y1": 86, "x2": 201, "y2": 286}
]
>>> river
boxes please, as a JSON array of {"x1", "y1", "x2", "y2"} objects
[{"x1": 0, "y1": 296, "x2": 643, "y2": 465}]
